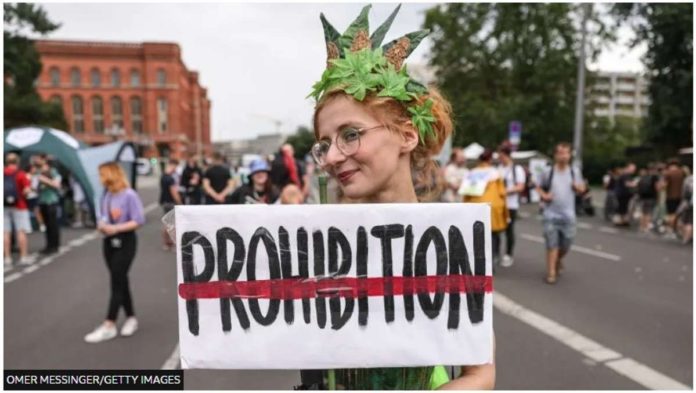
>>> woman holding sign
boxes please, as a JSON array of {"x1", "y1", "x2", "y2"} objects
[
  {"x1": 308, "y1": 4, "x2": 495, "y2": 389},
  {"x1": 84, "y1": 162, "x2": 145, "y2": 343}
]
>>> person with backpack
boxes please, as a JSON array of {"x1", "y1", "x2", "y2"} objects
[
  {"x1": 637, "y1": 164, "x2": 660, "y2": 233},
  {"x1": 4, "y1": 153, "x2": 33, "y2": 266},
  {"x1": 535, "y1": 142, "x2": 586, "y2": 284},
  {"x1": 497, "y1": 141, "x2": 525, "y2": 267}
]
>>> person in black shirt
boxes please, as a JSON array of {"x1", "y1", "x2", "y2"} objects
[
  {"x1": 202, "y1": 152, "x2": 235, "y2": 204},
  {"x1": 615, "y1": 162, "x2": 638, "y2": 226},
  {"x1": 180, "y1": 154, "x2": 203, "y2": 205},
  {"x1": 160, "y1": 159, "x2": 182, "y2": 250},
  {"x1": 228, "y1": 159, "x2": 278, "y2": 204},
  {"x1": 270, "y1": 144, "x2": 304, "y2": 190},
  {"x1": 637, "y1": 164, "x2": 660, "y2": 232}
]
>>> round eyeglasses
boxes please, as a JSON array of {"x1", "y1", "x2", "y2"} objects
[{"x1": 311, "y1": 125, "x2": 385, "y2": 167}]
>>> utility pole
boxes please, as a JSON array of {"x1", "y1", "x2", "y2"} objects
[{"x1": 573, "y1": 3, "x2": 591, "y2": 172}]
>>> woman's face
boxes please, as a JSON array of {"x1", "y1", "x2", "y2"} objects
[
  {"x1": 98, "y1": 169, "x2": 108, "y2": 187},
  {"x1": 315, "y1": 96, "x2": 415, "y2": 201},
  {"x1": 251, "y1": 171, "x2": 268, "y2": 186}
]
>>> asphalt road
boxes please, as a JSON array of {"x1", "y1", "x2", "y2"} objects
[{"x1": 4, "y1": 180, "x2": 692, "y2": 389}]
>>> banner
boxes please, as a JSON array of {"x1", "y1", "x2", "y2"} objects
[{"x1": 175, "y1": 203, "x2": 494, "y2": 369}]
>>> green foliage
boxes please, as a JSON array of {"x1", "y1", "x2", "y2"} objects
[
  {"x1": 613, "y1": 3, "x2": 693, "y2": 155},
  {"x1": 423, "y1": 4, "x2": 611, "y2": 155},
  {"x1": 583, "y1": 115, "x2": 642, "y2": 183},
  {"x1": 4, "y1": 3, "x2": 66, "y2": 130},
  {"x1": 284, "y1": 126, "x2": 315, "y2": 159}
]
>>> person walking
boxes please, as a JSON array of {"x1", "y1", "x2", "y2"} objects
[
  {"x1": 228, "y1": 159, "x2": 278, "y2": 204},
  {"x1": 84, "y1": 162, "x2": 145, "y2": 343},
  {"x1": 614, "y1": 162, "x2": 637, "y2": 226},
  {"x1": 35, "y1": 155, "x2": 62, "y2": 255},
  {"x1": 202, "y1": 152, "x2": 236, "y2": 205},
  {"x1": 160, "y1": 159, "x2": 182, "y2": 250},
  {"x1": 602, "y1": 167, "x2": 620, "y2": 222},
  {"x1": 4, "y1": 153, "x2": 33, "y2": 266},
  {"x1": 180, "y1": 154, "x2": 203, "y2": 205},
  {"x1": 536, "y1": 142, "x2": 586, "y2": 284},
  {"x1": 497, "y1": 141, "x2": 525, "y2": 267},
  {"x1": 461, "y1": 149, "x2": 509, "y2": 267}
]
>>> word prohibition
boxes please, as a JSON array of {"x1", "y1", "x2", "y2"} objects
[{"x1": 179, "y1": 222, "x2": 491, "y2": 334}]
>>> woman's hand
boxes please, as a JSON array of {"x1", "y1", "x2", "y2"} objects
[
  {"x1": 438, "y1": 363, "x2": 495, "y2": 390},
  {"x1": 98, "y1": 223, "x2": 118, "y2": 236}
]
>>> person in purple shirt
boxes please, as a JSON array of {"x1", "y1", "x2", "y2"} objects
[{"x1": 84, "y1": 162, "x2": 146, "y2": 344}]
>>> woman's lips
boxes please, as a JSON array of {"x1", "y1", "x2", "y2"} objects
[{"x1": 337, "y1": 169, "x2": 358, "y2": 183}]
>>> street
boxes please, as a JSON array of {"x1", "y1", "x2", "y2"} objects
[{"x1": 4, "y1": 179, "x2": 692, "y2": 389}]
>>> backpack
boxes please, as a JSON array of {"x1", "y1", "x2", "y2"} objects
[
  {"x1": 542, "y1": 165, "x2": 575, "y2": 193},
  {"x1": 4, "y1": 171, "x2": 19, "y2": 207}
]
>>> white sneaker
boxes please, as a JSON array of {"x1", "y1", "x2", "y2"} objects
[
  {"x1": 39, "y1": 224, "x2": 46, "y2": 232},
  {"x1": 4, "y1": 258, "x2": 12, "y2": 268},
  {"x1": 501, "y1": 255, "x2": 514, "y2": 267},
  {"x1": 18, "y1": 256, "x2": 33, "y2": 266},
  {"x1": 84, "y1": 323, "x2": 117, "y2": 343},
  {"x1": 120, "y1": 317, "x2": 138, "y2": 337}
]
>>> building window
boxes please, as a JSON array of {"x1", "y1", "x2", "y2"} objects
[
  {"x1": 157, "y1": 69, "x2": 166, "y2": 87},
  {"x1": 111, "y1": 69, "x2": 121, "y2": 87},
  {"x1": 90, "y1": 68, "x2": 101, "y2": 87},
  {"x1": 92, "y1": 96, "x2": 104, "y2": 133},
  {"x1": 130, "y1": 96, "x2": 143, "y2": 134},
  {"x1": 70, "y1": 67, "x2": 81, "y2": 87},
  {"x1": 111, "y1": 96, "x2": 123, "y2": 129},
  {"x1": 157, "y1": 98, "x2": 168, "y2": 133},
  {"x1": 49, "y1": 67, "x2": 60, "y2": 87},
  {"x1": 71, "y1": 96, "x2": 84, "y2": 133},
  {"x1": 130, "y1": 70, "x2": 140, "y2": 87}
]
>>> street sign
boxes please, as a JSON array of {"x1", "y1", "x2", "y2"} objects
[
  {"x1": 175, "y1": 203, "x2": 494, "y2": 369},
  {"x1": 509, "y1": 121, "x2": 522, "y2": 147}
]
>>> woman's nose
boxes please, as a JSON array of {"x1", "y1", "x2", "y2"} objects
[{"x1": 323, "y1": 142, "x2": 346, "y2": 168}]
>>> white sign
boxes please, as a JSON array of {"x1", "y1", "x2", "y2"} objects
[
  {"x1": 458, "y1": 167, "x2": 498, "y2": 197},
  {"x1": 176, "y1": 203, "x2": 494, "y2": 369}
]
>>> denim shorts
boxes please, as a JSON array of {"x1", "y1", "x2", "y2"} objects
[
  {"x1": 4, "y1": 208, "x2": 32, "y2": 233},
  {"x1": 543, "y1": 218, "x2": 576, "y2": 251}
]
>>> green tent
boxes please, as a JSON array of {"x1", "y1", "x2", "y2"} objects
[{"x1": 4, "y1": 126, "x2": 94, "y2": 212}]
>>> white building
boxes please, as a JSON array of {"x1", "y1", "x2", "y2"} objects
[{"x1": 590, "y1": 71, "x2": 650, "y2": 122}]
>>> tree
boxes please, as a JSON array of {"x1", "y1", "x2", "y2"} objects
[
  {"x1": 4, "y1": 3, "x2": 67, "y2": 130},
  {"x1": 423, "y1": 4, "x2": 613, "y2": 154},
  {"x1": 285, "y1": 126, "x2": 315, "y2": 160},
  {"x1": 613, "y1": 3, "x2": 693, "y2": 155}
]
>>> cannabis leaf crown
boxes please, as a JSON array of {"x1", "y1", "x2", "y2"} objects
[{"x1": 308, "y1": 4, "x2": 436, "y2": 143}]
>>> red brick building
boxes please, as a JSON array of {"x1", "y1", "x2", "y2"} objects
[{"x1": 34, "y1": 39, "x2": 212, "y2": 159}]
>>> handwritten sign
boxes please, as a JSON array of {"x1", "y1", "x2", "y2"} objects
[{"x1": 176, "y1": 203, "x2": 493, "y2": 369}]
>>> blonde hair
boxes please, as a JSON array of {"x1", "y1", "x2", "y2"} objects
[
  {"x1": 99, "y1": 162, "x2": 130, "y2": 193},
  {"x1": 313, "y1": 88, "x2": 454, "y2": 202}
]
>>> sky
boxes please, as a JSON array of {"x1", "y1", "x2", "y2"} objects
[{"x1": 35, "y1": 2, "x2": 646, "y2": 142}]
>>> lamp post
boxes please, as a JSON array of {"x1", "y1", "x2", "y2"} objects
[{"x1": 572, "y1": 3, "x2": 591, "y2": 172}]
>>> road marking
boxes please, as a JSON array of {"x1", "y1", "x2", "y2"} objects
[
  {"x1": 599, "y1": 226, "x2": 619, "y2": 234},
  {"x1": 4, "y1": 203, "x2": 158, "y2": 283},
  {"x1": 161, "y1": 344, "x2": 180, "y2": 370},
  {"x1": 495, "y1": 292, "x2": 689, "y2": 390},
  {"x1": 577, "y1": 222, "x2": 593, "y2": 230},
  {"x1": 4, "y1": 272, "x2": 22, "y2": 283},
  {"x1": 520, "y1": 233, "x2": 622, "y2": 261}
]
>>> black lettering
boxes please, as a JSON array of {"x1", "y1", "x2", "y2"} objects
[
  {"x1": 279, "y1": 227, "x2": 294, "y2": 324},
  {"x1": 328, "y1": 227, "x2": 354, "y2": 329},
  {"x1": 297, "y1": 228, "x2": 311, "y2": 324},
  {"x1": 470, "y1": 221, "x2": 486, "y2": 324},
  {"x1": 371, "y1": 224, "x2": 405, "y2": 323},
  {"x1": 217, "y1": 228, "x2": 250, "y2": 331},
  {"x1": 181, "y1": 231, "x2": 215, "y2": 335},
  {"x1": 414, "y1": 226, "x2": 447, "y2": 319},
  {"x1": 313, "y1": 230, "x2": 327, "y2": 329},
  {"x1": 247, "y1": 227, "x2": 281, "y2": 326},
  {"x1": 402, "y1": 225, "x2": 415, "y2": 322},
  {"x1": 356, "y1": 226, "x2": 369, "y2": 326}
]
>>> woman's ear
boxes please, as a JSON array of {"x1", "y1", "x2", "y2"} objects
[{"x1": 400, "y1": 122, "x2": 420, "y2": 153}]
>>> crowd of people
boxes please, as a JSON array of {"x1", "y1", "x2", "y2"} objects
[
  {"x1": 3, "y1": 152, "x2": 88, "y2": 266},
  {"x1": 603, "y1": 159, "x2": 693, "y2": 243}
]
